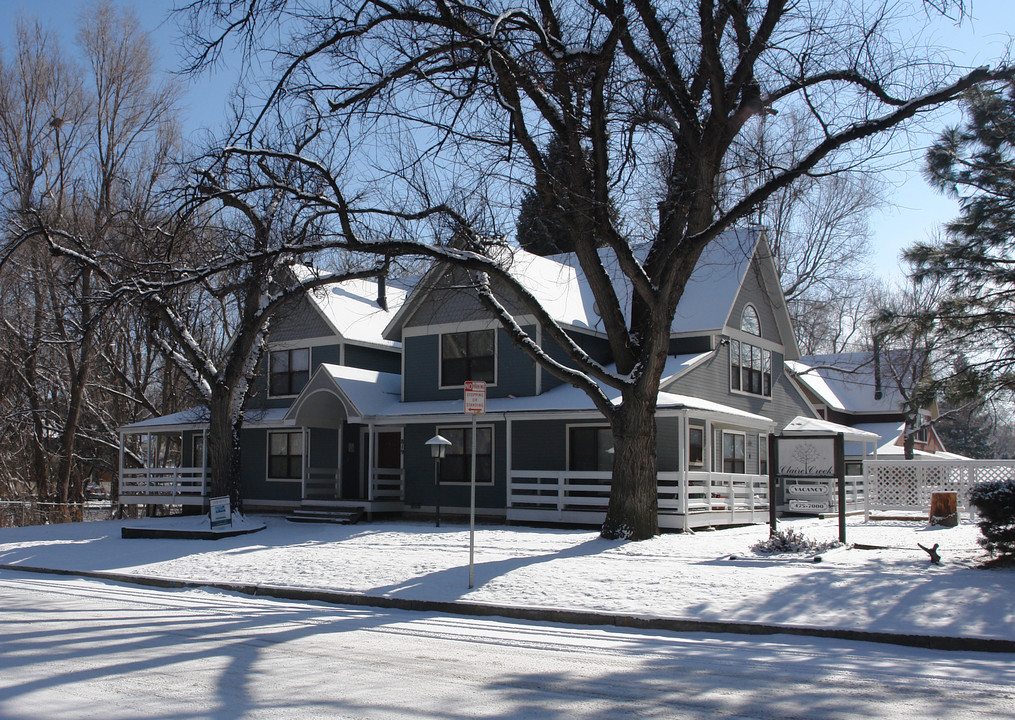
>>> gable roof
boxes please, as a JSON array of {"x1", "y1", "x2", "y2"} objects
[
  {"x1": 788, "y1": 351, "x2": 915, "y2": 415},
  {"x1": 288, "y1": 267, "x2": 416, "y2": 349},
  {"x1": 384, "y1": 228, "x2": 797, "y2": 356}
]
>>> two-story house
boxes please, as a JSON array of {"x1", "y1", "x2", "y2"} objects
[{"x1": 120, "y1": 228, "x2": 820, "y2": 529}]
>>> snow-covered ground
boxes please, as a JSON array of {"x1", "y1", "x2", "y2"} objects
[{"x1": 0, "y1": 513, "x2": 1011, "y2": 641}]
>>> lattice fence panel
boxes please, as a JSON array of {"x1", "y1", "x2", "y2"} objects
[{"x1": 865, "y1": 460, "x2": 1015, "y2": 513}]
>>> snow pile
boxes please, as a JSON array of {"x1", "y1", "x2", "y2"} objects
[{"x1": 0, "y1": 514, "x2": 1011, "y2": 640}]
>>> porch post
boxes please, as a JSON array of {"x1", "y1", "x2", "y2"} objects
[
  {"x1": 680, "y1": 412, "x2": 689, "y2": 533},
  {"x1": 301, "y1": 426, "x2": 308, "y2": 500},
  {"x1": 505, "y1": 417, "x2": 513, "y2": 510},
  {"x1": 367, "y1": 423, "x2": 375, "y2": 501},
  {"x1": 117, "y1": 431, "x2": 125, "y2": 516},
  {"x1": 201, "y1": 427, "x2": 208, "y2": 498}
]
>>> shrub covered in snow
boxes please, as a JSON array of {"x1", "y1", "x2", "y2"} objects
[
  {"x1": 751, "y1": 528, "x2": 841, "y2": 555},
  {"x1": 968, "y1": 479, "x2": 1015, "y2": 560}
]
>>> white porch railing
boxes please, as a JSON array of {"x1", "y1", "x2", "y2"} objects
[
  {"x1": 119, "y1": 467, "x2": 208, "y2": 506},
  {"x1": 507, "y1": 470, "x2": 769, "y2": 530},
  {"x1": 865, "y1": 459, "x2": 1015, "y2": 520}
]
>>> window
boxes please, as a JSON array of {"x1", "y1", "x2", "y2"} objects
[
  {"x1": 730, "y1": 340, "x2": 772, "y2": 397},
  {"x1": 723, "y1": 432, "x2": 746, "y2": 474},
  {"x1": 270, "y1": 348, "x2": 310, "y2": 396},
  {"x1": 914, "y1": 423, "x2": 930, "y2": 443},
  {"x1": 688, "y1": 424, "x2": 705, "y2": 467},
  {"x1": 741, "y1": 305, "x2": 761, "y2": 336},
  {"x1": 441, "y1": 330, "x2": 495, "y2": 387},
  {"x1": 569, "y1": 425, "x2": 614, "y2": 471},
  {"x1": 759, "y1": 434, "x2": 768, "y2": 475},
  {"x1": 438, "y1": 426, "x2": 493, "y2": 484},
  {"x1": 268, "y1": 431, "x2": 303, "y2": 480}
]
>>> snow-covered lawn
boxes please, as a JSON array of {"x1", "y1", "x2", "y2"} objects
[{"x1": 0, "y1": 513, "x2": 1011, "y2": 641}]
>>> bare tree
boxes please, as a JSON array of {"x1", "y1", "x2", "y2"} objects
[
  {"x1": 181, "y1": 0, "x2": 1012, "y2": 539},
  {"x1": 0, "y1": 2, "x2": 183, "y2": 507}
]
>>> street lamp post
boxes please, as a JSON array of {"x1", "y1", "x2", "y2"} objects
[{"x1": 425, "y1": 435, "x2": 452, "y2": 527}]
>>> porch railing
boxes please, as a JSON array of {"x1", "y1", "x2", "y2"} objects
[
  {"x1": 119, "y1": 467, "x2": 208, "y2": 506},
  {"x1": 370, "y1": 468, "x2": 404, "y2": 502},
  {"x1": 507, "y1": 470, "x2": 769, "y2": 530}
]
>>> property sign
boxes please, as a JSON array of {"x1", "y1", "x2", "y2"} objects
[
  {"x1": 464, "y1": 380, "x2": 486, "y2": 414},
  {"x1": 777, "y1": 437, "x2": 835, "y2": 478},
  {"x1": 209, "y1": 496, "x2": 232, "y2": 530}
]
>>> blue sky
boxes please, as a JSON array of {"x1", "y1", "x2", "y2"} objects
[{"x1": 2, "y1": 0, "x2": 1012, "y2": 282}]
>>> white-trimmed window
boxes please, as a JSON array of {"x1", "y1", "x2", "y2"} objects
[
  {"x1": 688, "y1": 423, "x2": 705, "y2": 468},
  {"x1": 440, "y1": 330, "x2": 495, "y2": 387},
  {"x1": 437, "y1": 425, "x2": 493, "y2": 484},
  {"x1": 741, "y1": 305, "x2": 761, "y2": 336},
  {"x1": 730, "y1": 340, "x2": 772, "y2": 397},
  {"x1": 568, "y1": 425, "x2": 614, "y2": 472},
  {"x1": 269, "y1": 348, "x2": 310, "y2": 396},
  {"x1": 759, "y1": 434, "x2": 769, "y2": 475},
  {"x1": 723, "y1": 432, "x2": 746, "y2": 474},
  {"x1": 268, "y1": 430, "x2": 303, "y2": 480}
]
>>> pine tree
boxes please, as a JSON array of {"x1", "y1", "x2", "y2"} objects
[{"x1": 905, "y1": 83, "x2": 1015, "y2": 395}]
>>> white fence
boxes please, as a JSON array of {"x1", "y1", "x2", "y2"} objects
[
  {"x1": 507, "y1": 470, "x2": 769, "y2": 530},
  {"x1": 864, "y1": 459, "x2": 1015, "y2": 520}
]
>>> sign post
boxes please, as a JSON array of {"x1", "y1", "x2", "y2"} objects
[{"x1": 463, "y1": 380, "x2": 486, "y2": 588}]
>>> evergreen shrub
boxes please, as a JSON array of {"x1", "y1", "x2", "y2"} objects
[{"x1": 968, "y1": 479, "x2": 1015, "y2": 560}]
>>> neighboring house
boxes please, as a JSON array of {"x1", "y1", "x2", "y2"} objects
[
  {"x1": 787, "y1": 351, "x2": 957, "y2": 468},
  {"x1": 120, "y1": 228, "x2": 820, "y2": 530}
]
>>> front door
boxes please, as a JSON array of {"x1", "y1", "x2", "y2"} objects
[{"x1": 358, "y1": 429, "x2": 403, "y2": 500}]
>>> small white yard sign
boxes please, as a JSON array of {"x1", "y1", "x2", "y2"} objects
[{"x1": 209, "y1": 496, "x2": 232, "y2": 531}]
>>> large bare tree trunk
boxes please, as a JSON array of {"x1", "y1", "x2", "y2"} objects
[{"x1": 601, "y1": 393, "x2": 660, "y2": 540}]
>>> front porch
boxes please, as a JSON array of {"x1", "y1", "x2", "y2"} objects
[{"x1": 506, "y1": 470, "x2": 771, "y2": 530}]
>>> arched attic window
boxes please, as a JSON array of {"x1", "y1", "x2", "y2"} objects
[
  {"x1": 731, "y1": 304, "x2": 771, "y2": 397},
  {"x1": 741, "y1": 305, "x2": 761, "y2": 336}
]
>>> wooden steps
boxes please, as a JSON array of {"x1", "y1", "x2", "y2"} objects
[{"x1": 285, "y1": 506, "x2": 364, "y2": 525}]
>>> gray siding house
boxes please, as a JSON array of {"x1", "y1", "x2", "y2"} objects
[{"x1": 119, "y1": 228, "x2": 821, "y2": 529}]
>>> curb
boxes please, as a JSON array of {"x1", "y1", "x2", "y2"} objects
[{"x1": 3, "y1": 563, "x2": 1013, "y2": 654}]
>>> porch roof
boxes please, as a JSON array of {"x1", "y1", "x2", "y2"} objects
[
  {"x1": 309, "y1": 359, "x2": 774, "y2": 429},
  {"x1": 120, "y1": 406, "x2": 291, "y2": 433},
  {"x1": 781, "y1": 415, "x2": 883, "y2": 443}
]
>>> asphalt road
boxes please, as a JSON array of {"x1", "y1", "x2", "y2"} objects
[{"x1": 0, "y1": 570, "x2": 1012, "y2": 719}]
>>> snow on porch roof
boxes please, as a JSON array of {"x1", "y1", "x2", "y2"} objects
[
  {"x1": 780, "y1": 415, "x2": 882, "y2": 444},
  {"x1": 307, "y1": 357, "x2": 772, "y2": 427},
  {"x1": 120, "y1": 406, "x2": 291, "y2": 433}
]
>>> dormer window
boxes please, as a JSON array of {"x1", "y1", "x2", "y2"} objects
[{"x1": 270, "y1": 348, "x2": 310, "y2": 396}]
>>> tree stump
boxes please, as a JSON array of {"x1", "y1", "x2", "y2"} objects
[{"x1": 929, "y1": 491, "x2": 958, "y2": 527}]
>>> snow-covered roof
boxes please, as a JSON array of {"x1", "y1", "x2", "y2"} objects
[
  {"x1": 780, "y1": 415, "x2": 882, "y2": 444},
  {"x1": 120, "y1": 407, "x2": 291, "y2": 433},
  {"x1": 789, "y1": 352, "x2": 914, "y2": 415},
  {"x1": 297, "y1": 358, "x2": 773, "y2": 428},
  {"x1": 386, "y1": 228, "x2": 791, "y2": 348},
  {"x1": 290, "y1": 267, "x2": 414, "y2": 348}
]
